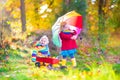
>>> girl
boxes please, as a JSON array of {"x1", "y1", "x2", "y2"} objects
[{"x1": 59, "y1": 22, "x2": 77, "y2": 69}]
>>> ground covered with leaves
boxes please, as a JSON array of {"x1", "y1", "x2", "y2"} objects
[
  {"x1": 0, "y1": 30, "x2": 120, "y2": 80},
  {"x1": 0, "y1": 47, "x2": 120, "y2": 80}
]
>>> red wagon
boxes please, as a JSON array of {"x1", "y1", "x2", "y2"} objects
[{"x1": 35, "y1": 57, "x2": 60, "y2": 68}]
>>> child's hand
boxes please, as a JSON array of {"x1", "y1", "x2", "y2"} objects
[
  {"x1": 71, "y1": 30, "x2": 77, "y2": 35},
  {"x1": 38, "y1": 52, "x2": 42, "y2": 57},
  {"x1": 70, "y1": 30, "x2": 74, "y2": 33},
  {"x1": 71, "y1": 35, "x2": 77, "y2": 40},
  {"x1": 32, "y1": 58, "x2": 36, "y2": 62}
]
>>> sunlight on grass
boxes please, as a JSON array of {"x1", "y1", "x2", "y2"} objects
[
  {"x1": 0, "y1": 49, "x2": 120, "y2": 80},
  {"x1": 14, "y1": 63, "x2": 120, "y2": 80}
]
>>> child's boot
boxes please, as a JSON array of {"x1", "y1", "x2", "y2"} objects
[
  {"x1": 71, "y1": 58, "x2": 77, "y2": 68},
  {"x1": 60, "y1": 59, "x2": 67, "y2": 69}
]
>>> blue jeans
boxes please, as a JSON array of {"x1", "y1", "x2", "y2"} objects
[{"x1": 60, "y1": 49, "x2": 77, "y2": 59}]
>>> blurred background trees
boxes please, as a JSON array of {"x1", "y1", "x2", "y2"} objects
[{"x1": 0, "y1": 0, "x2": 120, "y2": 54}]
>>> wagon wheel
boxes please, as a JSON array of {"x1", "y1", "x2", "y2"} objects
[
  {"x1": 42, "y1": 62, "x2": 46, "y2": 66},
  {"x1": 35, "y1": 62, "x2": 40, "y2": 67},
  {"x1": 47, "y1": 64, "x2": 53, "y2": 70}
]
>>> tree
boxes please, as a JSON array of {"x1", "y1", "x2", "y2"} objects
[
  {"x1": 0, "y1": 0, "x2": 11, "y2": 48},
  {"x1": 110, "y1": 0, "x2": 120, "y2": 29},
  {"x1": 98, "y1": 0, "x2": 110, "y2": 30},
  {"x1": 20, "y1": 0, "x2": 26, "y2": 32}
]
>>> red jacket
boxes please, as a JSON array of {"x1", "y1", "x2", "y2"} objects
[{"x1": 59, "y1": 31, "x2": 77, "y2": 50}]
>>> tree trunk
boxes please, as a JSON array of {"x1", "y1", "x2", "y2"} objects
[
  {"x1": 65, "y1": 0, "x2": 71, "y2": 6},
  {"x1": 20, "y1": 0, "x2": 26, "y2": 32},
  {"x1": 98, "y1": 0, "x2": 105, "y2": 27},
  {"x1": 98, "y1": 0, "x2": 108, "y2": 52}
]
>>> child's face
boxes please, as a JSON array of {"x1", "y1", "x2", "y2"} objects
[
  {"x1": 39, "y1": 36, "x2": 49, "y2": 46},
  {"x1": 40, "y1": 38, "x2": 46, "y2": 45},
  {"x1": 63, "y1": 24, "x2": 70, "y2": 31}
]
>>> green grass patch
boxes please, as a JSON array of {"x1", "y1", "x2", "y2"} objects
[
  {"x1": 113, "y1": 64, "x2": 120, "y2": 74},
  {"x1": 0, "y1": 48, "x2": 120, "y2": 80}
]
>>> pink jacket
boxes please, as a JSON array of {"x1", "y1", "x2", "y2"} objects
[{"x1": 59, "y1": 31, "x2": 77, "y2": 50}]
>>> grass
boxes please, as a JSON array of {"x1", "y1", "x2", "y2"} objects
[
  {"x1": 113, "y1": 64, "x2": 120, "y2": 74},
  {"x1": 0, "y1": 49, "x2": 120, "y2": 80}
]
